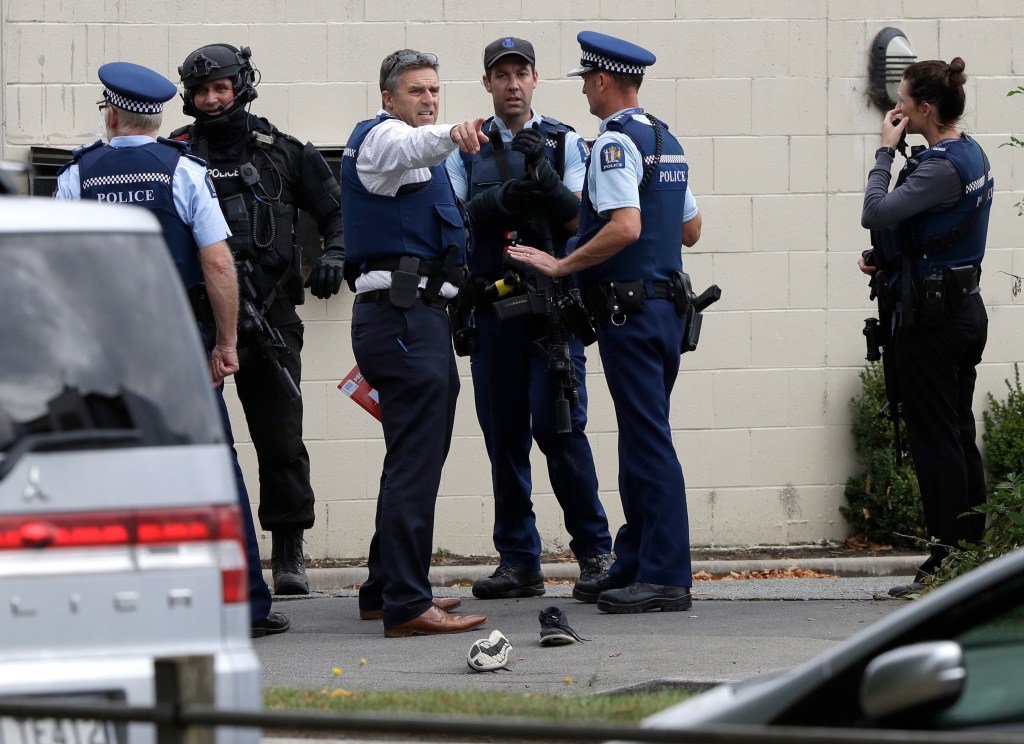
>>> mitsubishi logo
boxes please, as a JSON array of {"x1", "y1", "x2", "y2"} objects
[{"x1": 22, "y1": 465, "x2": 48, "y2": 503}]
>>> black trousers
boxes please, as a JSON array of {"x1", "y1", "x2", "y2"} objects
[
  {"x1": 234, "y1": 320, "x2": 314, "y2": 532},
  {"x1": 351, "y1": 298, "x2": 459, "y2": 629},
  {"x1": 895, "y1": 292, "x2": 988, "y2": 563}
]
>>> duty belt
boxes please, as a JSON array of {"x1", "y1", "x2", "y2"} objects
[
  {"x1": 353, "y1": 289, "x2": 451, "y2": 310},
  {"x1": 583, "y1": 280, "x2": 673, "y2": 316}
]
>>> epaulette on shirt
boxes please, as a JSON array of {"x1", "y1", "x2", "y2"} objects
[
  {"x1": 70, "y1": 139, "x2": 106, "y2": 159},
  {"x1": 58, "y1": 139, "x2": 105, "y2": 176},
  {"x1": 540, "y1": 115, "x2": 575, "y2": 134}
]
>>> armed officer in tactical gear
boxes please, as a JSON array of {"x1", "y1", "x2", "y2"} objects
[
  {"x1": 444, "y1": 37, "x2": 613, "y2": 602},
  {"x1": 860, "y1": 57, "x2": 993, "y2": 598},
  {"x1": 173, "y1": 44, "x2": 345, "y2": 595},
  {"x1": 508, "y1": 32, "x2": 702, "y2": 615},
  {"x1": 56, "y1": 61, "x2": 289, "y2": 638}
]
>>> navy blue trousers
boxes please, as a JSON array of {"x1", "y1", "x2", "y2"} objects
[
  {"x1": 352, "y1": 299, "x2": 459, "y2": 629},
  {"x1": 470, "y1": 312, "x2": 611, "y2": 570},
  {"x1": 214, "y1": 384, "x2": 273, "y2": 623},
  {"x1": 594, "y1": 299, "x2": 692, "y2": 588},
  {"x1": 895, "y1": 292, "x2": 988, "y2": 561}
]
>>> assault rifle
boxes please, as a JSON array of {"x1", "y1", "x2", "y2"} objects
[
  {"x1": 861, "y1": 247, "x2": 903, "y2": 466},
  {"x1": 236, "y1": 259, "x2": 300, "y2": 401},
  {"x1": 490, "y1": 232, "x2": 596, "y2": 435}
]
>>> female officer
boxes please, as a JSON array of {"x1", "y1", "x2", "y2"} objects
[{"x1": 859, "y1": 57, "x2": 993, "y2": 596}]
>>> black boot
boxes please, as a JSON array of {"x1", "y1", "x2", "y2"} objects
[
  {"x1": 472, "y1": 564, "x2": 545, "y2": 599},
  {"x1": 572, "y1": 553, "x2": 621, "y2": 603},
  {"x1": 271, "y1": 529, "x2": 309, "y2": 595}
]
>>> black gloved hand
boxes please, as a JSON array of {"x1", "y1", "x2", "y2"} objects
[
  {"x1": 511, "y1": 126, "x2": 546, "y2": 169},
  {"x1": 500, "y1": 177, "x2": 545, "y2": 213},
  {"x1": 526, "y1": 158, "x2": 580, "y2": 226},
  {"x1": 304, "y1": 248, "x2": 346, "y2": 299},
  {"x1": 529, "y1": 157, "x2": 562, "y2": 194}
]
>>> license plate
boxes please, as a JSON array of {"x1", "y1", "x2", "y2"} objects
[{"x1": 1, "y1": 715, "x2": 116, "y2": 744}]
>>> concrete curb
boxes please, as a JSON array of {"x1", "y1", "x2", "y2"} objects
[{"x1": 266, "y1": 555, "x2": 925, "y2": 592}]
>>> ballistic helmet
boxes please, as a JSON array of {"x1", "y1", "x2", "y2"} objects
[{"x1": 178, "y1": 43, "x2": 258, "y2": 117}]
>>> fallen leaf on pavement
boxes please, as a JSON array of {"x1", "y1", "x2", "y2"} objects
[{"x1": 693, "y1": 567, "x2": 837, "y2": 581}]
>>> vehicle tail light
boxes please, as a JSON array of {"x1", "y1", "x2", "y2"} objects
[
  {"x1": 0, "y1": 504, "x2": 250, "y2": 604},
  {"x1": 0, "y1": 514, "x2": 131, "y2": 549},
  {"x1": 214, "y1": 504, "x2": 248, "y2": 605}
]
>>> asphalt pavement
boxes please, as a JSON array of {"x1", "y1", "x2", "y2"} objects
[{"x1": 255, "y1": 555, "x2": 922, "y2": 694}]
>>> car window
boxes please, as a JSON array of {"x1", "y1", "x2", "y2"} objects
[
  {"x1": 931, "y1": 601, "x2": 1024, "y2": 728},
  {"x1": 0, "y1": 230, "x2": 224, "y2": 466}
]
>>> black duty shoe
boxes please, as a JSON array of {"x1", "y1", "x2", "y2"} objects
[
  {"x1": 538, "y1": 605, "x2": 588, "y2": 646},
  {"x1": 888, "y1": 581, "x2": 927, "y2": 598},
  {"x1": 271, "y1": 529, "x2": 309, "y2": 595},
  {"x1": 596, "y1": 582, "x2": 692, "y2": 614},
  {"x1": 472, "y1": 564, "x2": 545, "y2": 599},
  {"x1": 572, "y1": 553, "x2": 614, "y2": 603},
  {"x1": 251, "y1": 610, "x2": 290, "y2": 638}
]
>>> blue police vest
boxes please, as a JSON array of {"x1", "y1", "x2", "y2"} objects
[
  {"x1": 573, "y1": 112, "x2": 688, "y2": 287},
  {"x1": 341, "y1": 114, "x2": 467, "y2": 269},
  {"x1": 878, "y1": 135, "x2": 992, "y2": 280},
  {"x1": 72, "y1": 138, "x2": 202, "y2": 289},
  {"x1": 463, "y1": 117, "x2": 572, "y2": 276}
]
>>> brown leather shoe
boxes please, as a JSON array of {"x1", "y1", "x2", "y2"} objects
[
  {"x1": 359, "y1": 597, "x2": 462, "y2": 621},
  {"x1": 384, "y1": 605, "x2": 487, "y2": 638}
]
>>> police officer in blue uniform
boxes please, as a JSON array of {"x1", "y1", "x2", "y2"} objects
[
  {"x1": 507, "y1": 32, "x2": 700, "y2": 614},
  {"x1": 341, "y1": 49, "x2": 489, "y2": 637},
  {"x1": 444, "y1": 37, "x2": 613, "y2": 601},
  {"x1": 56, "y1": 62, "x2": 289, "y2": 637},
  {"x1": 860, "y1": 57, "x2": 992, "y2": 597},
  {"x1": 172, "y1": 44, "x2": 346, "y2": 596}
]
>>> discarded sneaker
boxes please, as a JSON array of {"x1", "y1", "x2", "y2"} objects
[
  {"x1": 467, "y1": 629, "x2": 513, "y2": 671},
  {"x1": 538, "y1": 605, "x2": 588, "y2": 646}
]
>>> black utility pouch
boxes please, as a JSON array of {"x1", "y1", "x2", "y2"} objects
[
  {"x1": 671, "y1": 271, "x2": 693, "y2": 318},
  {"x1": 451, "y1": 313, "x2": 477, "y2": 356},
  {"x1": 389, "y1": 256, "x2": 421, "y2": 309},
  {"x1": 945, "y1": 265, "x2": 976, "y2": 311},
  {"x1": 221, "y1": 193, "x2": 255, "y2": 260},
  {"x1": 917, "y1": 272, "x2": 946, "y2": 327},
  {"x1": 610, "y1": 280, "x2": 646, "y2": 315}
]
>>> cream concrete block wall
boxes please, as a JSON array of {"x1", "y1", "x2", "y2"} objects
[{"x1": 4, "y1": 3, "x2": 1024, "y2": 560}]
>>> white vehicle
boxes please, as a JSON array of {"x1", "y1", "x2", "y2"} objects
[{"x1": 0, "y1": 196, "x2": 260, "y2": 744}]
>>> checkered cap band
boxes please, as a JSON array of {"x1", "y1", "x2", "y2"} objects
[
  {"x1": 580, "y1": 49, "x2": 646, "y2": 75},
  {"x1": 105, "y1": 88, "x2": 164, "y2": 114},
  {"x1": 81, "y1": 172, "x2": 172, "y2": 190},
  {"x1": 648, "y1": 154, "x2": 687, "y2": 166}
]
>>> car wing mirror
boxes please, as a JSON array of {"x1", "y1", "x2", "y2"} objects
[{"x1": 860, "y1": 640, "x2": 966, "y2": 721}]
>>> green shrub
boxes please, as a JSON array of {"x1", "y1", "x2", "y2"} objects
[
  {"x1": 982, "y1": 364, "x2": 1024, "y2": 486},
  {"x1": 925, "y1": 474, "x2": 1024, "y2": 592},
  {"x1": 841, "y1": 362, "x2": 924, "y2": 546}
]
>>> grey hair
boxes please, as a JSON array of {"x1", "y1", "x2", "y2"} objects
[
  {"x1": 113, "y1": 107, "x2": 163, "y2": 135},
  {"x1": 379, "y1": 49, "x2": 439, "y2": 95}
]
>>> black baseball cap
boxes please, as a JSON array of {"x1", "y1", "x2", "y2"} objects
[{"x1": 484, "y1": 37, "x2": 536, "y2": 68}]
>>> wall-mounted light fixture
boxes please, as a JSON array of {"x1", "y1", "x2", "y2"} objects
[{"x1": 869, "y1": 28, "x2": 916, "y2": 109}]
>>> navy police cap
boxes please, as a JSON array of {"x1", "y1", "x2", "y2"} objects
[
  {"x1": 567, "y1": 31, "x2": 656, "y2": 77},
  {"x1": 98, "y1": 62, "x2": 177, "y2": 115}
]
